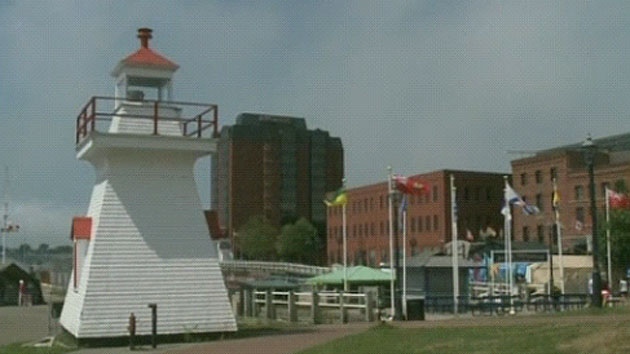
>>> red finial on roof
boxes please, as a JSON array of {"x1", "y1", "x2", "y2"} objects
[{"x1": 137, "y1": 28, "x2": 153, "y2": 48}]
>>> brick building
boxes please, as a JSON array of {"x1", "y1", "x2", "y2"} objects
[
  {"x1": 510, "y1": 133, "x2": 630, "y2": 252},
  {"x1": 326, "y1": 170, "x2": 506, "y2": 267},
  {"x1": 211, "y1": 113, "x2": 344, "y2": 257}
]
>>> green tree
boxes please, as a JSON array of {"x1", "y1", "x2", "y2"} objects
[
  {"x1": 236, "y1": 215, "x2": 278, "y2": 261},
  {"x1": 605, "y1": 209, "x2": 630, "y2": 278},
  {"x1": 276, "y1": 217, "x2": 322, "y2": 265}
]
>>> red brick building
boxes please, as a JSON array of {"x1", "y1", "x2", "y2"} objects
[
  {"x1": 326, "y1": 170, "x2": 506, "y2": 266},
  {"x1": 511, "y1": 133, "x2": 630, "y2": 252}
]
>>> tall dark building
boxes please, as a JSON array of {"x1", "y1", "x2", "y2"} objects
[{"x1": 211, "y1": 113, "x2": 344, "y2": 260}]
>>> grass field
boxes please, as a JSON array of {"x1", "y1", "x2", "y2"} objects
[
  {"x1": 2, "y1": 307, "x2": 630, "y2": 354},
  {"x1": 297, "y1": 307, "x2": 630, "y2": 354}
]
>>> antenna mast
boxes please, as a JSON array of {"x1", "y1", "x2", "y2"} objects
[
  {"x1": 2, "y1": 166, "x2": 18, "y2": 264},
  {"x1": 2, "y1": 166, "x2": 8, "y2": 264}
]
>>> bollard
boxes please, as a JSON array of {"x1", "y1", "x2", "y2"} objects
[
  {"x1": 128, "y1": 313, "x2": 136, "y2": 350},
  {"x1": 148, "y1": 303, "x2": 157, "y2": 348}
]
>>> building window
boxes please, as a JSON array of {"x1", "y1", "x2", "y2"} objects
[
  {"x1": 537, "y1": 225, "x2": 544, "y2": 243},
  {"x1": 535, "y1": 170, "x2": 542, "y2": 184},
  {"x1": 426, "y1": 215, "x2": 431, "y2": 232},
  {"x1": 418, "y1": 216, "x2": 423, "y2": 232},
  {"x1": 601, "y1": 182, "x2": 610, "y2": 197},
  {"x1": 523, "y1": 226, "x2": 530, "y2": 242},
  {"x1": 576, "y1": 207, "x2": 585, "y2": 224},
  {"x1": 535, "y1": 193, "x2": 543, "y2": 212},
  {"x1": 520, "y1": 173, "x2": 528, "y2": 186},
  {"x1": 410, "y1": 217, "x2": 416, "y2": 233},
  {"x1": 575, "y1": 185, "x2": 584, "y2": 201},
  {"x1": 433, "y1": 215, "x2": 439, "y2": 231},
  {"x1": 433, "y1": 186, "x2": 438, "y2": 202},
  {"x1": 380, "y1": 195, "x2": 383, "y2": 209},
  {"x1": 550, "y1": 167, "x2": 558, "y2": 181}
]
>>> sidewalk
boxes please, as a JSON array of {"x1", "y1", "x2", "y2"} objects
[
  {"x1": 0, "y1": 305, "x2": 54, "y2": 347},
  {"x1": 71, "y1": 322, "x2": 373, "y2": 354}
]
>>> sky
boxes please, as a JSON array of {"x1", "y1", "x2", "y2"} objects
[{"x1": 2, "y1": 1, "x2": 630, "y2": 247}]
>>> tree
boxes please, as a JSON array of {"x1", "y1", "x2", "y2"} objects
[
  {"x1": 236, "y1": 215, "x2": 278, "y2": 261},
  {"x1": 276, "y1": 217, "x2": 322, "y2": 265},
  {"x1": 605, "y1": 209, "x2": 630, "y2": 279}
]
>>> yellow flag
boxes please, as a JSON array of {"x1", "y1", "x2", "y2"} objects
[{"x1": 324, "y1": 188, "x2": 347, "y2": 207}]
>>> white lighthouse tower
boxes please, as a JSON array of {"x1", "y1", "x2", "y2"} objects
[{"x1": 60, "y1": 28, "x2": 237, "y2": 340}]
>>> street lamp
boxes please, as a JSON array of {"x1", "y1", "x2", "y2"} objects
[
  {"x1": 391, "y1": 189, "x2": 403, "y2": 320},
  {"x1": 582, "y1": 134, "x2": 602, "y2": 308}
]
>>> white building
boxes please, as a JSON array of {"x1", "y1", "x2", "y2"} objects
[{"x1": 59, "y1": 28, "x2": 236, "y2": 340}]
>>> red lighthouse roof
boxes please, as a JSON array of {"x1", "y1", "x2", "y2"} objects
[{"x1": 112, "y1": 28, "x2": 179, "y2": 75}]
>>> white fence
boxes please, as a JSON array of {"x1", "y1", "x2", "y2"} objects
[{"x1": 234, "y1": 289, "x2": 376, "y2": 324}]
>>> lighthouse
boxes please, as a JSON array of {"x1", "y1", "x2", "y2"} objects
[{"x1": 59, "y1": 28, "x2": 237, "y2": 340}]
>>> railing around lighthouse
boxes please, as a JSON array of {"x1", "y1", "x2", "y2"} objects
[{"x1": 75, "y1": 96, "x2": 219, "y2": 145}]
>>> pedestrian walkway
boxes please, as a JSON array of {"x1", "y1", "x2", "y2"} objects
[
  {"x1": 0, "y1": 305, "x2": 54, "y2": 346},
  {"x1": 70, "y1": 322, "x2": 373, "y2": 354}
]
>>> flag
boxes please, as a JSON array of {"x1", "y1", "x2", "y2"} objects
[
  {"x1": 392, "y1": 174, "x2": 429, "y2": 195},
  {"x1": 608, "y1": 188, "x2": 630, "y2": 209},
  {"x1": 324, "y1": 187, "x2": 347, "y2": 207},
  {"x1": 502, "y1": 182, "x2": 540, "y2": 216},
  {"x1": 552, "y1": 187, "x2": 560, "y2": 211},
  {"x1": 398, "y1": 195, "x2": 408, "y2": 230}
]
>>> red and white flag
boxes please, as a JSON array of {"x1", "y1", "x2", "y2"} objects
[{"x1": 608, "y1": 188, "x2": 630, "y2": 209}]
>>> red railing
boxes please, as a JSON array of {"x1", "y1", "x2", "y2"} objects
[{"x1": 75, "y1": 96, "x2": 219, "y2": 145}]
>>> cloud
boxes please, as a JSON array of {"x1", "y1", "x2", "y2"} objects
[{"x1": 2, "y1": 1, "x2": 630, "y2": 245}]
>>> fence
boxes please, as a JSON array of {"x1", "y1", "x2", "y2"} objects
[{"x1": 232, "y1": 289, "x2": 376, "y2": 324}]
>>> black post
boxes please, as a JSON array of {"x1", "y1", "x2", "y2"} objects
[
  {"x1": 583, "y1": 135, "x2": 603, "y2": 308},
  {"x1": 148, "y1": 303, "x2": 157, "y2": 348},
  {"x1": 392, "y1": 192, "x2": 403, "y2": 321}
]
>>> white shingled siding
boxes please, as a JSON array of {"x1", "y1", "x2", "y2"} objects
[{"x1": 60, "y1": 140, "x2": 236, "y2": 338}]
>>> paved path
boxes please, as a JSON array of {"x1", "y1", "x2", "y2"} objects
[
  {"x1": 0, "y1": 305, "x2": 54, "y2": 346},
  {"x1": 71, "y1": 323, "x2": 373, "y2": 354},
  {"x1": 0, "y1": 306, "x2": 373, "y2": 354}
]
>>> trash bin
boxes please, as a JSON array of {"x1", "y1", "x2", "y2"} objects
[{"x1": 406, "y1": 297, "x2": 425, "y2": 321}]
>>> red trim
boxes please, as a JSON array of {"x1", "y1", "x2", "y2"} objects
[
  {"x1": 71, "y1": 217, "x2": 92, "y2": 240},
  {"x1": 73, "y1": 240, "x2": 78, "y2": 288}
]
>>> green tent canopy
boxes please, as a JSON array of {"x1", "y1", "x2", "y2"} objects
[{"x1": 305, "y1": 266, "x2": 393, "y2": 287}]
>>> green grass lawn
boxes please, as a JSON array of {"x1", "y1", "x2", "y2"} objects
[{"x1": 297, "y1": 308, "x2": 630, "y2": 354}]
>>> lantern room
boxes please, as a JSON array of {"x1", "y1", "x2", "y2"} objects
[{"x1": 111, "y1": 28, "x2": 179, "y2": 105}]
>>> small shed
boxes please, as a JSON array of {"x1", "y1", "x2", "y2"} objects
[{"x1": 0, "y1": 261, "x2": 44, "y2": 306}]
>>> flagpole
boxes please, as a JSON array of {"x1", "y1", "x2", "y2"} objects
[
  {"x1": 450, "y1": 174, "x2": 459, "y2": 315},
  {"x1": 387, "y1": 166, "x2": 395, "y2": 318},
  {"x1": 553, "y1": 178, "x2": 565, "y2": 294},
  {"x1": 402, "y1": 195, "x2": 407, "y2": 319},
  {"x1": 342, "y1": 199, "x2": 348, "y2": 292},
  {"x1": 503, "y1": 176, "x2": 514, "y2": 314},
  {"x1": 605, "y1": 188, "x2": 612, "y2": 290}
]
